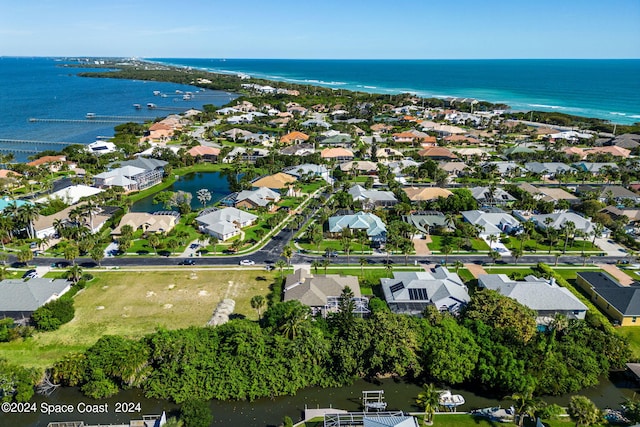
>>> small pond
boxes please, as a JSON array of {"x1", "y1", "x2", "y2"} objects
[{"x1": 130, "y1": 171, "x2": 230, "y2": 212}]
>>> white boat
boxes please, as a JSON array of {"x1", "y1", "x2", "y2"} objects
[
  {"x1": 133, "y1": 104, "x2": 141, "y2": 109},
  {"x1": 147, "y1": 103, "x2": 156, "y2": 109},
  {"x1": 153, "y1": 90, "x2": 161, "y2": 96},
  {"x1": 439, "y1": 390, "x2": 465, "y2": 409}
]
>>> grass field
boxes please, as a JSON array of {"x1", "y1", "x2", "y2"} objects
[{"x1": 0, "y1": 269, "x2": 274, "y2": 371}]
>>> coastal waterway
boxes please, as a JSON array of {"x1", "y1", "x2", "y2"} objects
[
  {"x1": 4, "y1": 374, "x2": 637, "y2": 427},
  {"x1": 0, "y1": 57, "x2": 236, "y2": 162}
]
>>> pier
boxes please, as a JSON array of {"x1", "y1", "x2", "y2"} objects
[
  {"x1": 29, "y1": 118, "x2": 134, "y2": 124},
  {"x1": 86, "y1": 114, "x2": 157, "y2": 121},
  {"x1": 0, "y1": 147, "x2": 41, "y2": 154},
  {"x1": 0, "y1": 138, "x2": 74, "y2": 146}
]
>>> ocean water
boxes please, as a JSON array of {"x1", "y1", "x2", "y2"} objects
[
  {"x1": 0, "y1": 57, "x2": 235, "y2": 162},
  {"x1": 151, "y1": 58, "x2": 640, "y2": 125}
]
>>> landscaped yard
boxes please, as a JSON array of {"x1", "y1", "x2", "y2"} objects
[
  {"x1": 428, "y1": 235, "x2": 489, "y2": 253},
  {"x1": 503, "y1": 235, "x2": 600, "y2": 254},
  {"x1": 617, "y1": 326, "x2": 640, "y2": 360},
  {"x1": 0, "y1": 269, "x2": 274, "y2": 371}
]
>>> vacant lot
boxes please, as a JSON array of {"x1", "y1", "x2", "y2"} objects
[{"x1": 0, "y1": 269, "x2": 274, "y2": 371}]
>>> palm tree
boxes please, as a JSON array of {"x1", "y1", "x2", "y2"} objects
[
  {"x1": 416, "y1": 383, "x2": 440, "y2": 425},
  {"x1": 89, "y1": 245, "x2": 103, "y2": 267},
  {"x1": 282, "y1": 245, "x2": 293, "y2": 266},
  {"x1": 508, "y1": 389, "x2": 540, "y2": 427},
  {"x1": 487, "y1": 234, "x2": 498, "y2": 251},
  {"x1": 453, "y1": 259, "x2": 463, "y2": 273},
  {"x1": 441, "y1": 244, "x2": 452, "y2": 265},
  {"x1": 250, "y1": 295, "x2": 266, "y2": 320},
  {"x1": 147, "y1": 234, "x2": 160, "y2": 255},
  {"x1": 512, "y1": 247, "x2": 523, "y2": 265},
  {"x1": 311, "y1": 260, "x2": 322, "y2": 274},
  {"x1": 562, "y1": 220, "x2": 576, "y2": 254},
  {"x1": 385, "y1": 262, "x2": 393, "y2": 277},
  {"x1": 322, "y1": 259, "x2": 330, "y2": 274},
  {"x1": 210, "y1": 236, "x2": 218, "y2": 255},
  {"x1": 359, "y1": 257, "x2": 367, "y2": 278},
  {"x1": 17, "y1": 203, "x2": 40, "y2": 239},
  {"x1": 341, "y1": 236, "x2": 352, "y2": 264},
  {"x1": 568, "y1": 395, "x2": 601, "y2": 427},
  {"x1": 196, "y1": 188, "x2": 212, "y2": 208},
  {"x1": 275, "y1": 259, "x2": 287, "y2": 278},
  {"x1": 65, "y1": 265, "x2": 83, "y2": 284},
  {"x1": 64, "y1": 244, "x2": 80, "y2": 265},
  {"x1": 592, "y1": 223, "x2": 604, "y2": 246}
]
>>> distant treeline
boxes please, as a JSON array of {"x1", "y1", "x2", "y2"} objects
[
  {"x1": 503, "y1": 111, "x2": 640, "y2": 134},
  {"x1": 76, "y1": 63, "x2": 508, "y2": 112}
]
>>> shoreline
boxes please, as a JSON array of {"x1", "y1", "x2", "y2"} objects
[{"x1": 140, "y1": 57, "x2": 640, "y2": 126}]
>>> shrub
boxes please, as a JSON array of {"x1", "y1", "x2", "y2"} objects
[{"x1": 31, "y1": 298, "x2": 75, "y2": 331}]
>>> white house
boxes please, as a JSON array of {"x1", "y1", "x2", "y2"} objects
[{"x1": 195, "y1": 207, "x2": 258, "y2": 241}]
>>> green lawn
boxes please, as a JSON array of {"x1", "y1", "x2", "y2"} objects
[
  {"x1": 428, "y1": 235, "x2": 489, "y2": 253},
  {"x1": 617, "y1": 326, "x2": 640, "y2": 360},
  {"x1": 0, "y1": 269, "x2": 274, "y2": 372},
  {"x1": 504, "y1": 236, "x2": 600, "y2": 254},
  {"x1": 428, "y1": 414, "x2": 603, "y2": 427}
]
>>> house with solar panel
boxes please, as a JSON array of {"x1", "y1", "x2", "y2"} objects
[{"x1": 380, "y1": 266, "x2": 469, "y2": 316}]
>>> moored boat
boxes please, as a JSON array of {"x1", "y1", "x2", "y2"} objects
[{"x1": 438, "y1": 390, "x2": 465, "y2": 410}]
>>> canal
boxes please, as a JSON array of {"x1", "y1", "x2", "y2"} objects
[
  {"x1": 5, "y1": 373, "x2": 637, "y2": 427},
  {"x1": 130, "y1": 171, "x2": 230, "y2": 213}
]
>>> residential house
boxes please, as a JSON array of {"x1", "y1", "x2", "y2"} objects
[
  {"x1": 572, "y1": 162, "x2": 619, "y2": 175},
  {"x1": 251, "y1": 172, "x2": 297, "y2": 189},
  {"x1": 0, "y1": 169, "x2": 22, "y2": 188},
  {"x1": 106, "y1": 157, "x2": 168, "y2": 190},
  {"x1": 222, "y1": 128, "x2": 253, "y2": 141},
  {"x1": 319, "y1": 133, "x2": 354, "y2": 146},
  {"x1": 381, "y1": 266, "x2": 470, "y2": 315},
  {"x1": 461, "y1": 209, "x2": 521, "y2": 238},
  {"x1": 517, "y1": 183, "x2": 579, "y2": 204},
  {"x1": 33, "y1": 203, "x2": 112, "y2": 238},
  {"x1": 524, "y1": 162, "x2": 575, "y2": 178},
  {"x1": 142, "y1": 122, "x2": 174, "y2": 143},
  {"x1": 439, "y1": 161, "x2": 469, "y2": 177},
  {"x1": 484, "y1": 161, "x2": 522, "y2": 177},
  {"x1": 478, "y1": 274, "x2": 588, "y2": 324},
  {"x1": 548, "y1": 130, "x2": 593, "y2": 143},
  {"x1": 36, "y1": 184, "x2": 103, "y2": 205},
  {"x1": 403, "y1": 187, "x2": 453, "y2": 202},
  {"x1": 370, "y1": 123, "x2": 394, "y2": 133},
  {"x1": 564, "y1": 146, "x2": 631, "y2": 160},
  {"x1": 576, "y1": 271, "x2": 640, "y2": 326},
  {"x1": 300, "y1": 119, "x2": 331, "y2": 129},
  {"x1": 376, "y1": 147, "x2": 404, "y2": 160},
  {"x1": 283, "y1": 164, "x2": 331, "y2": 183},
  {"x1": 469, "y1": 186, "x2": 516, "y2": 206},
  {"x1": 280, "y1": 131, "x2": 310, "y2": 145},
  {"x1": 612, "y1": 134, "x2": 640, "y2": 150},
  {"x1": 521, "y1": 211, "x2": 601, "y2": 236},
  {"x1": 86, "y1": 140, "x2": 117, "y2": 155},
  {"x1": 577, "y1": 185, "x2": 640, "y2": 204},
  {"x1": 27, "y1": 155, "x2": 72, "y2": 172},
  {"x1": 234, "y1": 187, "x2": 280, "y2": 210},
  {"x1": 195, "y1": 207, "x2": 258, "y2": 241},
  {"x1": 187, "y1": 145, "x2": 220, "y2": 162},
  {"x1": 223, "y1": 147, "x2": 269, "y2": 163},
  {"x1": 111, "y1": 212, "x2": 177, "y2": 236},
  {"x1": 0, "y1": 278, "x2": 72, "y2": 325},
  {"x1": 328, "y1": 211, "x2": 387, "y2": 242},
  {"x1": 93, "y1": 166, "x2": 143, "y2": 192},
  {"x1": 339, "y1": 160, "x2": 379, "y2": 174},
  {"x1": 348, "y1": 185, "x2": 398, "y2": 208},
  {"x1": 403, "y1": 211, "x2": 448, "y2": 234},
  {"x1": 417, "y1": 147, "x2": 458, "y2": 161},
  {"x1": 321, "y1": 148, "x2": 355, "y2": 163},
  {"x1": 443, "y1": 134, "x2": 481, "y2": 144},
  {"x1": 284, "y1": 268, "x2": 367, "y2": 317},
  {"x1": 280, "y1": 143, "x2": 315, "y2": 157}
]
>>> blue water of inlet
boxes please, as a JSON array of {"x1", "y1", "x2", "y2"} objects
[
  {"x1": 0, "y1": 57, "x2": 235, "y2": 162},
  {"x1": 152, "y1": 58, "x2": 640, "y2": 125}
]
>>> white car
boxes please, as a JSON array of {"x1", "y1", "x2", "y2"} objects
[{"x1": 239, "y1": 259, "x2": 255, "y2": 266}]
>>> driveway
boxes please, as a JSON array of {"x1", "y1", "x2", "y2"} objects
[
  {"x1": 596, "y1": 263, "x2": 635, "y2": 286},
  {"x1": 412, "y1": 236, "x2": 431, "y2": 256},
  {"x1": 465, "y1": 263, "x2": 488, "y2": 278},
  {"x1": 594, "y1": 237, "x2": 629, "y2": 257}
]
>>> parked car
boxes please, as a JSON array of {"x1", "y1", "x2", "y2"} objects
[
  {"x1": 323, "y1": 251, "x2": 338, "y2": 258},
  {"x1": 178, "y1": 259, "x2": 195, "y2": 266},
  {"x1": 264, "y1": 265, "x2": 275, "y2": 271},
  {"x1": 23, "y1": 270, "x2": 38, "y2": 279},
  {"x1": 189, "y1": 243, "x2": 200, "y2": 250},
  {"x1": 239, "y1": 259, "x2": 255, "y2": 266}
]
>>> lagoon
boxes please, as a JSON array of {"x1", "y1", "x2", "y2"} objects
[
  {"x1": 130, "y1": 172, "x2": 230, "y2": 213},
  {"x1": 6, "y1": 374, "x2": 637, "y2": 427}
]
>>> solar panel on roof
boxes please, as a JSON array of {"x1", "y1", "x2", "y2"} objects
[
  {"x1": 389, "y1": 283, "x2": 405, "y2": 293},
  {"x1": 408, "y1": 288, "x2": 429, "y2": 300}
]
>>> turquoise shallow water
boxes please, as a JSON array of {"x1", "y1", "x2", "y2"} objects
[{"x1": 151, "y1": 58, "x2": 640, "y2": 125}]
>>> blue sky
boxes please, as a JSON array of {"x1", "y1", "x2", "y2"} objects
[{"x1": 1, "y1": 0, "x2": 639, "y2": 59}]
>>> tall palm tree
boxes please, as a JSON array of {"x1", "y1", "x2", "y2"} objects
[
  {"x1": 275, "y1": 259, "x2": 287, "y2": 278},
  {"x1": 416, "y1": 383, "x2": 440, "y2": 425},
  {"x1": 311, "y1": 260, "x2": 322, "y2": 274},
  {"x1": 250, "y1": 295, "x2": 266, "y2": 320},
  {"x1": 562, "y1": 220, "x2": 576, "y2": 254},
  {"x1": 359, "y1": 257, "x2": 367, "y2": 278},
  {"x1": 508, "y1": 389, "x2": 540, "y2": 427},
  {"x1": 65, "y1": 265, "x2": 83, "y2": 284},
  {"x1": 282, "y1": 245, "x2": 293, "y2": 266},
  {"x1": 17, "y1": 203, "x2": 40, "y2": 239}
]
